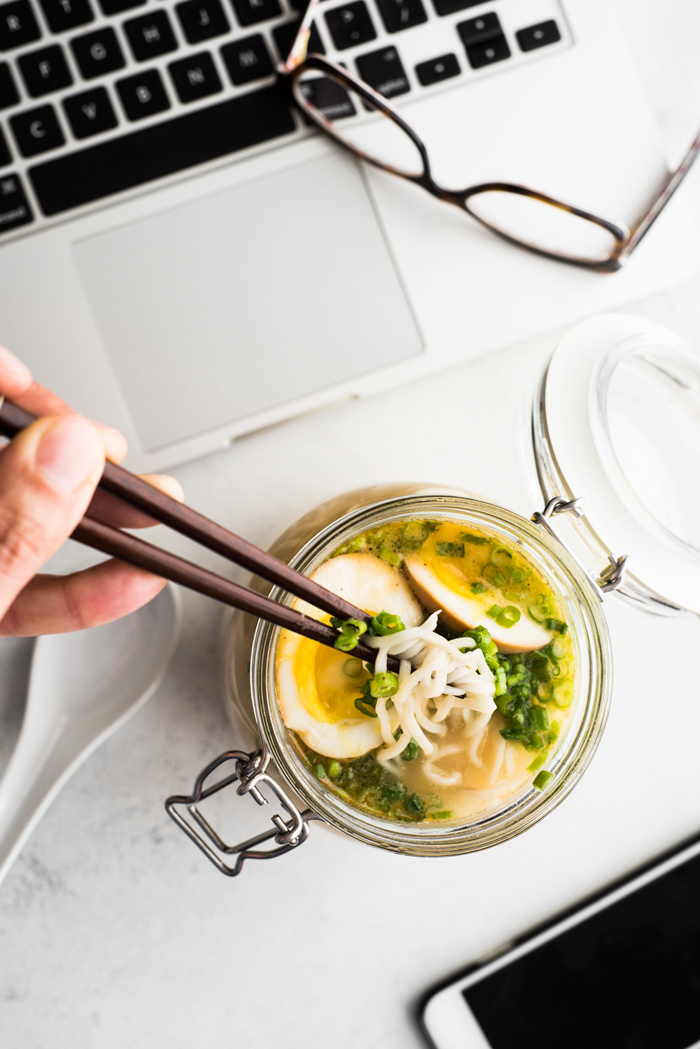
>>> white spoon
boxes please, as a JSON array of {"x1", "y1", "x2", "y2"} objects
[{"x1": 0, "y1": 583, "x2": 181, "y2": 887}]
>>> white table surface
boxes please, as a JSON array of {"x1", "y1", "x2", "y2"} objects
[{"x1": 2, "y1": 2, "x2": 700, "y2": 1045}]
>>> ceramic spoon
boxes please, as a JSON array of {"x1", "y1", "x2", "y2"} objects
[{"x1": 0, "y1": 584, "x2": 180, "y2": 887}]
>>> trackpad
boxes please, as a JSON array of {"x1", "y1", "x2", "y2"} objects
[{"x1": 73, "y1": 153, "x2": 423, "y2": 452}]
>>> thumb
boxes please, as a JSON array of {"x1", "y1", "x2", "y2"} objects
[{"x1": 0, "y1": 414, "x2": 105, "y2": 616}]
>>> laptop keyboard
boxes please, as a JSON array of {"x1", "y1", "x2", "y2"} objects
[{"x1": 0, "y1": 0, "x2": 569, "y2": 235}]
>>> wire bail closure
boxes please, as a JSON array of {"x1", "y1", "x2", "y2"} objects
[
  {"x1": 165, "y1": 747, "x2": 318, "y2": 877},
  {"x1": 532, "y1": 496, "x2": 628, "y2": 600}
]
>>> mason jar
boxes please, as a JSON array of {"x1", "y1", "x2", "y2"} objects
[{"x1": 168, "y1": 313, "x2": 699, "y2": 874}]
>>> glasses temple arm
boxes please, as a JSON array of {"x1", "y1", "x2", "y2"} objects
[
  {"x1": 280, "y1": 0, "x2": 320, "y2": 72},
  {"x1": 622, "y1": 127, "x2": 700, "y2": 258}
]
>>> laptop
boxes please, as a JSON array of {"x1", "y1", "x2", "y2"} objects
[{"x1": 0, "y1": 0, "x2": 694, "y2": 471}]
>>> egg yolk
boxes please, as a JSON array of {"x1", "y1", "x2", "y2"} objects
[{"x1": 293, "y1": 638, "x2": 371, "y2": 723}]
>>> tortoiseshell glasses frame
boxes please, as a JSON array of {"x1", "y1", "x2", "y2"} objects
[{"x1": 277, "y1": 0, "x2": 700, "y2": 272}]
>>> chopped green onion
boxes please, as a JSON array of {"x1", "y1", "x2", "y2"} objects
[
  {"x1": 378, "y1": 546, "x2": 403, "y2": 569},
  {"x1": 527, "y1": 751, "x2": 548, "y2": 772},
  {"x1": 314, "y1": 763, "x2": 326, "y2": 779},
  {"x1": 333, "y1": 535, "x2": 367, "y2": 557},
  {"x1": 401, "y1": 738, "x2": 420, "y2": 761},
  {"x1": 460, "y1": 532, "x2": 489, "y2": 545},
  {"x1": 553, "y1": 681, "x2": 574, "y2": 708},
  {"x1": 437, "y1": 542, "x2": 465, "y2": 558},
  {"x1": 531, "y1": 706, "x2": 550, "y2": 731},
  {"x1": 370, "y1": 610, "x2": 405, "y2": 636},
  {"x1": 482, "y1": 564, "x2": 506, "y2": 587},
  {"x1": 370, "y1": 671, "x2": 400, "y2": 699},
  {"x1": 491, "y1": 547, "x2": 514, "y2": 567},
  {"x1": 470, "y1": 581, "x2": 488, "y2": 595},
  {"x1": 342, "y1": 658, "x2": 363, "y2": 678},
  {"x1": 487, "y1": 604, "x2": 503, "y2": 619},
  {"x1": 495, "y1": 667, "x2": 507, "y2": 695},
  {"x1": 533, "y1": 770, "x2": 554, "y2": 791},
  {"x1": 331, "y1": 616, "x2": 368, "y2": 652},
  {"x1": 528, "y1": 604, "x2": 546, "y2": 623},
  {"x1": 537, "y1": 681, "x2": 553, "y2": 702},
  {"x1": 546, "y1": 617, "x2": 568, "y2": 635},
  {"x1": 327, "y1": 760, "x2": 341, "y2": 778},
  {"x1": 402, "y1": 521, "x2": 430, "y2": 545},
  {"x1": 333, "y1": 633, "x2": 360, "y2": 652},
  {"x1": 544, "y1": 639, "x2": 566, "y2": 663},
  {"x1": 496, "y1": 605, "x2": 521, "y2": 629},
  {"x1": 354, "y1": 698, "x2": 377, "y2": 718},
  {"x1": 432, "y1": 811, "x2": 453, "y2": 820},
  {"x1": 404, "y1": 793, "x2": 425, "y2": 814}
]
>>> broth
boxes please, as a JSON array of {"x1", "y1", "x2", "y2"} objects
[{"x1": 274, "y1": 518, "x2": 575, "y2": 823}]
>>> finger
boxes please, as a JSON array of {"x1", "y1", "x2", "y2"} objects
[
  {"x1": 0, "y1": 561, "x2": 168, "y2": 637},
  {"x1": 87, "y1": 473, "x2": 185, "y2": 529},
  {"x1": 0, "y1": 344, "x2": 127, "y2": 464},
  {"x1": 0, "y1": 414, "x2": 105, "y2": 618},
  {"x1": 0, "y1": 343, "x2": 33, "y2": 398}
]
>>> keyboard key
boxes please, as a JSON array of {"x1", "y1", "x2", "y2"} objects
[
  {"x1": 117, "y1": 68, "x2": 170, "y2": 120},
  {"x1": 415, "y1": 51, "x2": 459, "y2": 85},
  {"x1": 30, "y1": 86, "x2": 295, "y2": 215},
  {"x1": 462, "y1": 33, "x2": 509, "y2": 68},
  {"x1": 376, "y1": 0, "x2": 426, "y2": 34},
  {"x1": 356, "y1": 45, "x2": 408, "y2": 97},
  {"x1": 0, "y1": 60, "x2": 19, "y2": 107},
  {"x1": 98, "y1": 0, "x2": 144, "y2": 14},
  {"x1": 0, "y1": 124, "x2": 10, "y2": 163},
  {"x1": 71, "y1": 27, "x2": 125, "y2": 78},
  {"x1": 10, "y1": 104, "x2": 64, "y2": 155},
  {"x1": 221, "y1": 34, "x2": 273, "y2": 85},
  {"x1": 298, "y1": 75, "x2": 355, "y2": 120},
  {"x1": 431, "y1": 0, "x2": 481, "y2": 15},
  {"x1": 0, "y1": 172, "x2": 33, "y2": 231},
  {"x1": 176, "y1": 0, "x2": 229, "y2": 43},
  {"x1": 457, "y1": 12, "x2": 501, "y2": 45},
  {"x1": 272, "y1": 17, "x2": 324, "y2": 61},
  {"x1": 38, "y1": 0, "x2": 93, "y2": 33},
  {"x1": 63, "y1": 85, "x2": 117, "y2": 137},
  {"x1": 169, "y1": 51, "x2": 221, "y2": 102},
  {"x1": 325, "y1": 2, "x2": 376, "y2": 50},
  {"x1": 125, "y1": 11, "x2": 178, "y2": 62},
  {"x1": 516, "y1": 19, "x2": 560, "y2": 52},
  {"x1": 0, "y1": 0, "x2": 41, "y2": 50},
  {"x1": 229, "y1": 0, "x2": 280, "y2": 28},
  {"x1": 19, "y1": 44, "x2": 72, "y2": 96}
]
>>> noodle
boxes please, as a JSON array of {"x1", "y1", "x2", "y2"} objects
[{"x1": 365, "y1": 611, "x2": 496, "y2": 760}]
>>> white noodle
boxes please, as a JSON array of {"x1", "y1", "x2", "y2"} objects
[
  {"x1": 423, "y1": 745, "x2": 463, "y2": 787},
  {"x1": 364, "y1": 612, "x2": 496, "y2": 760}
]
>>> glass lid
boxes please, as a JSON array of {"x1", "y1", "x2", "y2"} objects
[{"x1": 536, "y1": 313, "x2": 700, "y2": 615}]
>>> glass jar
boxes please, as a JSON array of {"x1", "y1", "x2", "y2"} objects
[
  {"x1": 170, "y1": 313, "x2": 698, "y2": 875},
  {"x1": 222, "y1": 487, "x2": 611, "y2": 859}
]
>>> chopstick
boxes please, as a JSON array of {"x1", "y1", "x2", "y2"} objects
[
  {"x1": 0, "y1": 398, "x2": 370, "y2": 623},
  {"x1": 73, "y1": 516, "x2": 391, "y2": 667},
  {"x1": 0, "y1": 398, "x2": 399, "y2": 671}
]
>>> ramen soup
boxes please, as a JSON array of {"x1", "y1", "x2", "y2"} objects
[{"x1": 274, "y1": 519, "x2": 575, "y2": 824}]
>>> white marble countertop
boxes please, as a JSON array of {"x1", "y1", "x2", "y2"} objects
[{"x1": 2, "y1": 2, "x2": 700, "y2": 1045}]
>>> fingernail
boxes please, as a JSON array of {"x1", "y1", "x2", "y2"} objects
[
  {"x1": 36, "y1": 415, "x2": 102, "y2": 493},
  {"x1": 0, "y1": 344, "x2": 32, "y2": 385}
]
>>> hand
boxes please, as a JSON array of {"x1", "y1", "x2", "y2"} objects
[{"x1": 0, "y1": 344, "x2": 184, "y2": 637}]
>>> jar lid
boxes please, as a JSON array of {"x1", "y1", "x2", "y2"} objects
[{"x1": 542, "y1": 313, "x2": 700, "y2": 615}]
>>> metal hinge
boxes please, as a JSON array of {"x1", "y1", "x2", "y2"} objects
[{"x1": 166, "y1": 747, "x2": 318, "y2": 877}]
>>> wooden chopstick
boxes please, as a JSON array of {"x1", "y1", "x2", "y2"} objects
[
  {"x1": 0, "y1": 398, "x2": 400, "y2": 671},
  {"x1": 73, "y1": 516, "x2": 392, "y2": 668},
  {"x1": 0, "y1": 398, "x2": 370, "y2": 624}
]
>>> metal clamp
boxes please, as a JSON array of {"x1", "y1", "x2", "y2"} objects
[
  {"x1": 532, "y1": 496, "x2": 628, "y2": 599},
  {"x1": 165, "y1": 747, "x2": 319, "y2": 877}
]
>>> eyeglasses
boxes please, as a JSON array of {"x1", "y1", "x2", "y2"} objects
[{"x1": 278, "y1": 1, "x2": 700, "y2": 272}]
